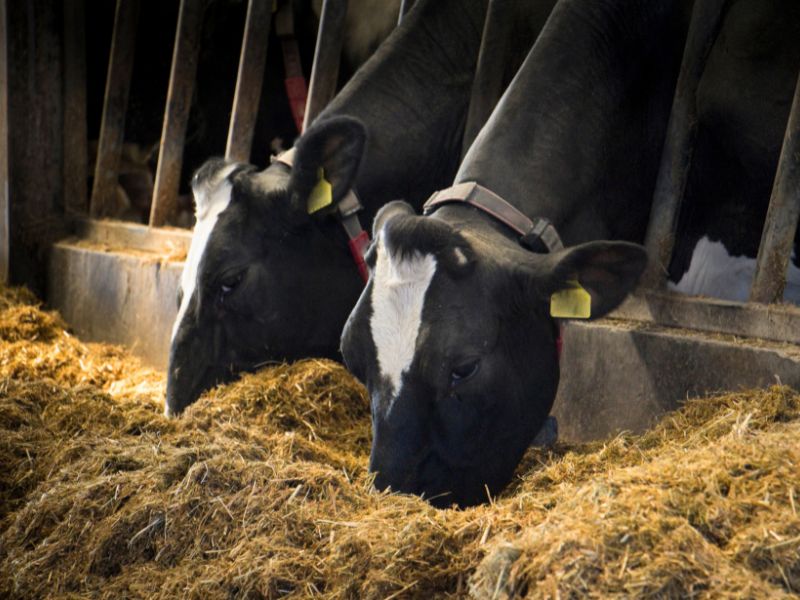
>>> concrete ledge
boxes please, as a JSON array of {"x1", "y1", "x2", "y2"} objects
[
  {"x1": 46, "y1": 225, "x2": 800, "y2": 442},
  {"x1": 553, "y1": 318, "x2": 800, "y2": 442},
  {"x1": 48, "y1": 239, "x2": 182, "y2": 369},
  {"x1": 74, "y1": 218, "x2": 191, "y2": 256},
  {"x1": 614, "y1": 290, "x2": 800, "y2": 345}
]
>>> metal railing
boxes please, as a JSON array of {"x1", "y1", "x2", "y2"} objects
[
  {"x1": 70, "y1": 0, "x2": 800, "y2": 319},
  {"x1": 85, "y1": 0, "x2": 360, "y2": 228},
  {"x1": 750, "y1": 72, "x2": 800, "y2": 304},
  {"x1": 642, "y1": 0, "x2": 799, "y2": 309}
]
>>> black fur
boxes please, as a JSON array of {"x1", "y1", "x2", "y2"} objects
[{"x1": 341, "y1": 0, "x2": 687, "y2": 508}]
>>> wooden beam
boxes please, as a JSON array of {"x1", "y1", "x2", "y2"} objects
[
  {"x1": 90, "y1": 0, "x2": 140, "y2": 218},
  {"x1": 6, "y1": 0, "x2": 65, "y2": 293},
  {"x1": 750, "y1": 70, "x2": 800, "y2": 304},
  {"x1": 63, "y1": 0, "x2": 89, "y2": 219},
  {"x1": 303, "y1": 0, "x2": 348, "y2": 130},
  {"x1": 225, "y1": 0, "x2": 272, "y2": 163},
  {"x1": 149, "y1": 0, "x2": 207, "y2": 227},
  {"x1": 0, "y1": 0, "x2": 8, "y2": 284},
  {"x1": 641, "y1": 0, "x2": 728, "y2": 288}
]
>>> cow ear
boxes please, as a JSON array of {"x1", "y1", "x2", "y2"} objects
[
  {"x1": 288, "y1": 116, "x2": 367, "y2": 215},
  {"x1": 191, "y1": 158, "x2": 239, "y2": 219},
  {"x1": 532, "y1": 241, "x2": 647, "y2": 318},
  {"x1": 372, "y1": 200, "x2": 415, "y2": 238}
]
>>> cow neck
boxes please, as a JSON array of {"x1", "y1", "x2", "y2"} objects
[
  {"x1": 274, "y1": 148, "x2": 370, "y2": 283},
  {"x1": 314, "y1": 0, "x2": 489, "y2": 213},
  {"x1": 424, "y1": 183, "x2": 565, "y2": 362}
]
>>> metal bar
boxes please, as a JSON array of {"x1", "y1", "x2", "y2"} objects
[
  {"x1": 461, "y1": 0, "x2": 512, "y2": 158},
  {"x1": 612, "y1": 291, "x2": 800, "y2": 347},
  {"x1": 750, "y1": 71, "x2": 800, "y2": 304},
  {"x1": 641, "y1": 0, "x2": 728, "y2": 289},
  {"x1": 398, "y1": 0, "x2": 415, "y2": 25},
  {"x1": 225, "y1": 0, "x2": 272, "y2": 163},
  {"x1": 0, "y1": 0, "x2": 8, "y2": 283},
  {"x1": 63, "y1": 0, "x2": 89, "y2": 219},
  {"x1": 302, "y1": 0, "x2": 348, "y2": 131},
  {"x1": 149, "y1": 0, "x2": 207, "y2": 228},
  {"x1": 89, "y1": 0, "x2": 140, "y2": 218}
]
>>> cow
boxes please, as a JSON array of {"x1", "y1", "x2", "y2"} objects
[
  {"x1": 668, "y1": 0, "x2": 800, "y2": 303},
  {"x1": 165, "y1": 0, "x2": 558, "y2": 416},
  {"x1": 310, "y1": 0, "x2": 403, "y2": 72},
  {"x1": 340, "y1": 0, "x2": 692, "y2": 508}
]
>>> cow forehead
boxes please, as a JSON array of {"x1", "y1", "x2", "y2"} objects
[
  {"x1": 172, "y1": 164, "x2": 238, "y2": 342},
  {"x1": 369, "y1": 236, "x2": 438, "y2": 405}
]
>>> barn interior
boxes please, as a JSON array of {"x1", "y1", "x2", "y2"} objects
[{"x1": 1, "y1": 0, "x2": 799, "y2": 598}]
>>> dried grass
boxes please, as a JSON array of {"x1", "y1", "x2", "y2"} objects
[{"x1": 0, "y1": 285, "x2": 797, "y2": 599}]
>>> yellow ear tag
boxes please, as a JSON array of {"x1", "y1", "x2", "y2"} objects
[
  {"x1": 307, "y1": 168, "x2": 333, "y2": 214},
  {"x1": 550, "y1": 280, "x2": 592, "y2": 319}
]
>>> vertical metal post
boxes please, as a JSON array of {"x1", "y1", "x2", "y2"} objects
[
  {"x1": 461, "y1": 0, "x2": 512, "y2": 158},
  {"x1": 225, "y1": 0, "x2": 272, "y2": 163},
  {"x1": 642, "y1": 0, "x2": 728, "y2": 288},
  {"x1": 302, "y1": 0, "x2": 348, "y2": 131},
  {"x1": 89, "y1": 0, "x2": 140, "y2": 218},
  {"x1": 149, "y1": 0, "x2": 207, "y2": 228},
  {"x1": 750, "y1": 70, "x2": 800, "y2": 304},
  {"x1": 0, "y1": 0, "x2": 8, "y2": 284},
  {"x1": 398, "y1": 0, "x2": 415, "y2": 25},
  {"x1": 63, "y1": 0, "x2": 89, "y2": 219}
]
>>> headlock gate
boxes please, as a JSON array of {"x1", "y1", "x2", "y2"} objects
[{"x1": 1, "y1": 0, "x2": 798, "y2": 440}]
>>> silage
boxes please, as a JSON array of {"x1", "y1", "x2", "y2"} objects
[{"x1": 0, "y1": 284, "x2": 797, "y2": 599}]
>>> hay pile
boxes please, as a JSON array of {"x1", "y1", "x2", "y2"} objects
[{"x1": 0, "y1": 285, "x2": 798, "y2": 599}]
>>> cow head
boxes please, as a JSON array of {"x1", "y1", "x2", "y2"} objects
[
  {"x1": 340, "y1": 202, "x2": 647, "y2": 507},
  {"x1": 166, "y1": 116, "x2": 367, "y2": 416}
]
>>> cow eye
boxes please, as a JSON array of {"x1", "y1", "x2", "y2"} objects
[
  {"x1": 450, "y1": 358, "x2": 480, "y2": 384},
  {"x1": 219, "y1": 272, "x2": 244, "y2": 299}
]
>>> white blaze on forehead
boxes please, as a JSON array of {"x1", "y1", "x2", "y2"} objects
[
  {"x1": 171, "y1": 165, "x2": 239, "y2": 342},
  {"x1": 369, "y1": 235, "x2": 437, "y2": 403}
]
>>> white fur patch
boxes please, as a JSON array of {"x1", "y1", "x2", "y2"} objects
[
  {"x1": 453, "y1": 247, "x2": 469, "y2": 266},
  {"x1": 369, "y1": 236, "x2": 437, "y2": 408},
  {"x1": 171, "y1": 165, "x2": 238, "y2": 342},
  {"x1": 670, "y1": 235, "x2": 800, "y2": 303}
]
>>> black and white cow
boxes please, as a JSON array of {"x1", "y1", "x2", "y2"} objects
[
  {"x1": 166, "y1": 0, "x2": 558, "y2": 415},
  {"x1": 668, "y1": 0, "x2": 800, "y2": 303},
  {"x1": 340, "y1": 0, "x2": 691, "y2": 507},
  {"x1": 310, "y1": 0, "x2": 403, "y2": 71}
]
